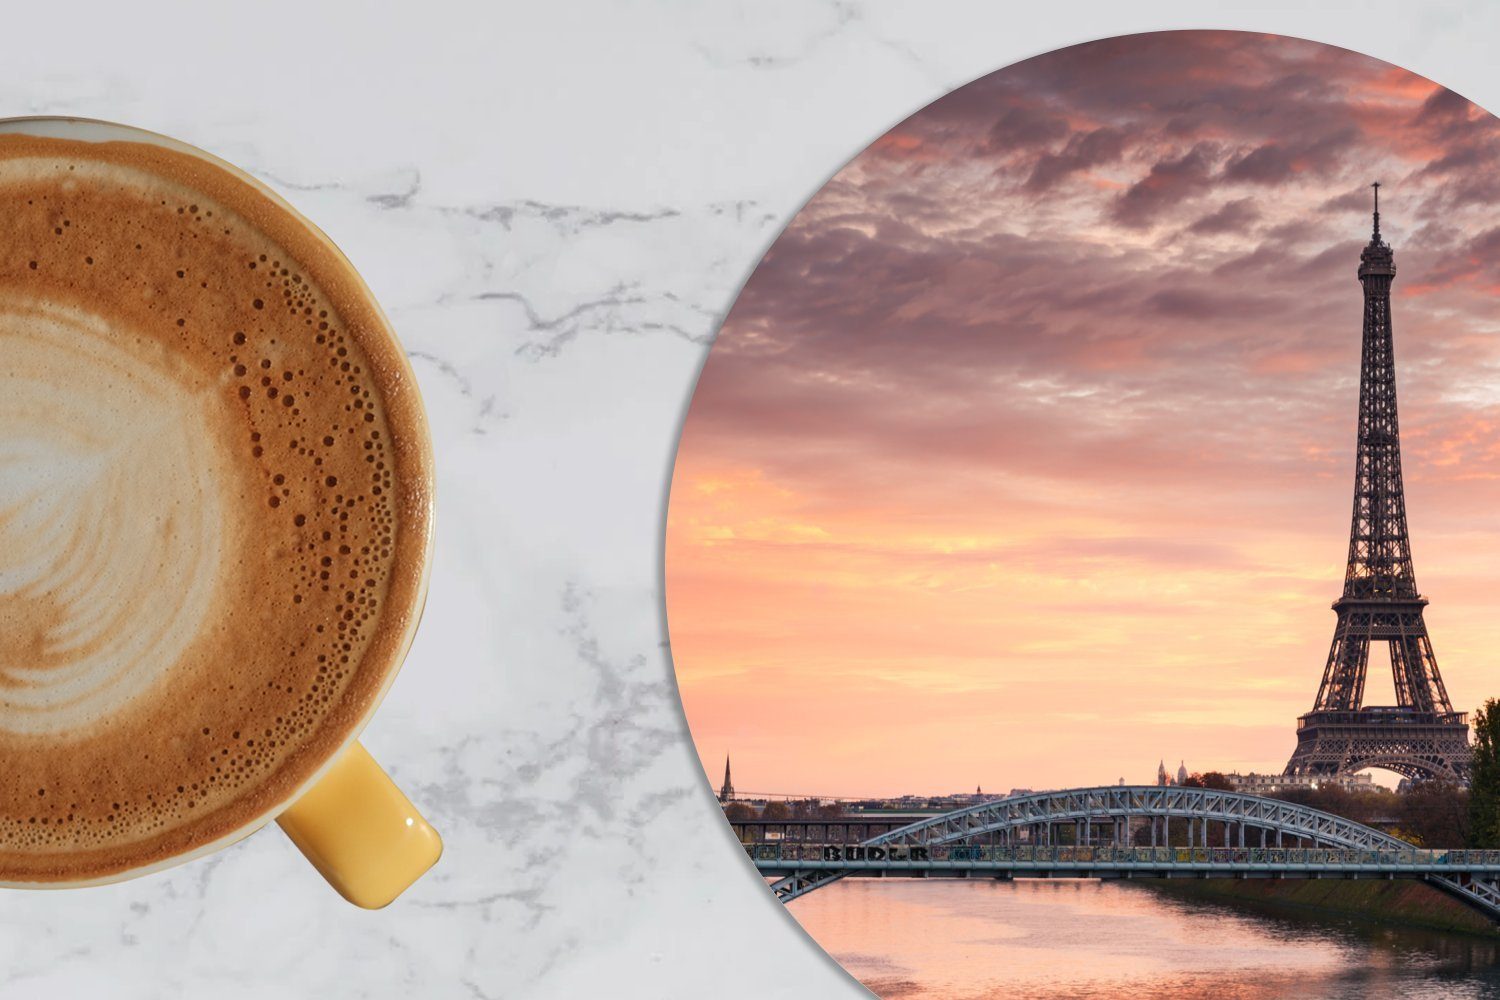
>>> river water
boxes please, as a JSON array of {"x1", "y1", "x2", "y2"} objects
[{"x1": 787, "y1": 879, "x2": 1500, "y2": 999}]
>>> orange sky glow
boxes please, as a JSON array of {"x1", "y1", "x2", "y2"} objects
[{"x1": 666, "y1": 31, "x2": 1500, "y2": 798}]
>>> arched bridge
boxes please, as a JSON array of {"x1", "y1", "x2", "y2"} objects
[{"x1": 752, "y1": 786, "x2": 1500, "y2": 919}]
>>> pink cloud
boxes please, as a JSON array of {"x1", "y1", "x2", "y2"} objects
[{"x1": 667, "y1": 30, "x2": 1500, "y2": 796}]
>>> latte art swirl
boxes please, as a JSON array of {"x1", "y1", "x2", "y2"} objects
[{"x1": 0, "y1": 299, "x2": 228, "y2": 734}]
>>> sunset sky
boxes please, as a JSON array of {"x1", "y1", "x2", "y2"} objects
[{"x1": 666, "y1": 31, "x2": 1500, "y2": 798}]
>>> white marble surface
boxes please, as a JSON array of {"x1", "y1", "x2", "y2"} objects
[{"x1": 3, "y1": 2, "x2": 1500, "y2": 996}]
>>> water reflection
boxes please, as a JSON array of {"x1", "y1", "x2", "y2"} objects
[{"x1": 787, "y1": 880, "x2": 1500, "y2": 999}]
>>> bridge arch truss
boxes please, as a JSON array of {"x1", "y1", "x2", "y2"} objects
[{"x1": 766, "y1": 785, "x2": 1495, "y2": 917}]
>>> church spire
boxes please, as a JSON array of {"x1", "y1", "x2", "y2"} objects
[{"x1": 718, "y1": 754, "x2": 735, "y2": 802}]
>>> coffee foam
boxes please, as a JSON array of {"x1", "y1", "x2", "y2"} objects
[
  {"x1": 0, "y1": 298, "x2": 230, "y2": 732},
  {"x1": 0, "y1": 135, "x2": 430, "y2": 882}
]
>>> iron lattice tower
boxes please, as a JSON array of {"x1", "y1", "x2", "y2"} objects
[{"x1": 1284, "y1": 185, "x2": 1471, "y2": 783}]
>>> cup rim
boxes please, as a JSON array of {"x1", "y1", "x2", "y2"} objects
[{"x1": 0, "y1": 115, "x2": 437, "y2": 890}]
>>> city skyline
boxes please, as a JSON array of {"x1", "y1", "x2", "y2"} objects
[{"x1": 667, "y1": 31, "x2": 1500, "y2": 798}]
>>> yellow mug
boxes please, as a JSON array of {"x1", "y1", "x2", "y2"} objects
[{"x1": 0, "y1": 117, "x2": 440, "y2": 909}]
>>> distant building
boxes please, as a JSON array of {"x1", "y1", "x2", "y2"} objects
[
  {"x1": 1227, "y1": 771, "x2": 1376, "y2": 795},
  {"x1": 1156, "y1": 759, "x2": 1190, "y2": 786},
  {"x1": 718, "y1": 754, "x2": 735, "y2": 802},
  {"x1": 1152, "y1": 756, "x2": 1377, "y2": 794}
]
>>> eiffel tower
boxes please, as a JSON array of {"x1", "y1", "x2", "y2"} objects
[{"x1": 1283, "y1": 184, "x2": 1472, "y2": 783}]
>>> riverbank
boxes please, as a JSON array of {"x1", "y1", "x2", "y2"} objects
[{"x1": 1141, "y1": 876, "x2": 1500, "y2": 936}]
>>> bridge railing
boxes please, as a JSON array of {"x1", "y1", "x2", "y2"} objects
[{"x1": 748, "y1": 843, "x2": 1500, "y2": 867}]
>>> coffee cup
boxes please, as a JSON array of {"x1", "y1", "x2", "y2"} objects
[{"x1": 0, "y1": 117, "x2": 440, "y2": 908}]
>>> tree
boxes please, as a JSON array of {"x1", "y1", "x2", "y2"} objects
[
  {"x1": 1470, "y1": 698, "x2": 1500, "y2": 847},
  {"x1": 1399, "y1": 779, "x2": 1468, "y2": 848},
  {"x1": 761, "y1": 800, "x2": 791, "y2": 821},
  {"x1": 1176, "y1": 772, "x2": 1232, "y2": 790},
  {"x1": 722, "y1": 801, "x2": 756, "y2": 822}
]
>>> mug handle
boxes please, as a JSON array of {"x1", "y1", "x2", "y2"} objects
[{"x1": 276, "y1": 741, "x2": 442, "y2": 908}]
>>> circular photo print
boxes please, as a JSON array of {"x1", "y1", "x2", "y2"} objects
[{"x1": 667, "y1": 29, "x2": 1500, "y2": 998}]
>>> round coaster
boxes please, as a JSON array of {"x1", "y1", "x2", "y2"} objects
[{"x1": 667, "y1": 29, "x2": 1500, "y2": 996}]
